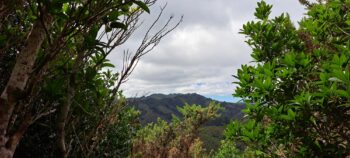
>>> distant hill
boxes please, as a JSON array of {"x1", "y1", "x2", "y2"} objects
[{"x1": 127, "y1": 93, "x2": 245, "y2": 151}]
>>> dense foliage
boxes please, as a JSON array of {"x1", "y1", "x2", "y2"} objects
[
  {"x1": 0, "y1": 0, "x2": 180, "y2": 157},
  {"x1": 218, "y1": 0, "x2": 350, "y2": 157},
  {"x1": 132, "y1": 102, "x2": 221, "y2": 158}
]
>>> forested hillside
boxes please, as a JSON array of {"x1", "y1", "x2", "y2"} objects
[
  {"x1": 128, "y1": 93, "x2": 245, "y2": 125},
  {"x1": 128, "y1": 93, "x2": 245, "y2": 151}
]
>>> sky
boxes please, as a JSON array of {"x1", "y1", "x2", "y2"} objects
[{"x1": 108, "y1": 0, "x2": 308, "y2": 102}]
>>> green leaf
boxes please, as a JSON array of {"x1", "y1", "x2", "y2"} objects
[
  {"x1": 280, "y1": 115, "x2": 290, "y2": 121},
  {"x1": 109, "y1": 11, "x2": 120, "y2": 21},
  {"x1": 283, "y1": 53, "x2": 295, "y2": 66},
  {"x1": 246, "y1": 120, "x2": 255, "y2": 130},
  {"x1": 134, "y1": 1, "x2": 150, "y2": 13},
  {"x1": 110, "y1": 22, "x2": 127, "y2": 30},
  {"x1": 101, "y1": 63, "x2": 115, "y2": 68},
  {"x1": 85, "y1": 25, "x2": 99, "y2": 46},
  {"x1": 287, "y1": 109, "x2": 295, "y2": 120},
  {"x1": 254, "y1": 1, "x2": 272, "y2": 20},
  {"x1": 62, "y1": 3, "x2": 69, "y2": 13},
  {"x1": 263, "y1": 76, "x2": 272, "y2": 90},
  {"x1": 346, "y1": 20, "x2": 350, "y2": 26},
  {"x1": 335, "y1": 90, "x2": 348, "y2": 97}
]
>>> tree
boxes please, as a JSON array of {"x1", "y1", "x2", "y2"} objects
[
  {"x1": 0, "y1": 0, "x2": 181, "y2": 157},
  {"x1": 132, "y1": 102, "x2": 222, "y2": 158},
  {"x1": 218, "y1": 0, "x2": 350, "y2": 157}
]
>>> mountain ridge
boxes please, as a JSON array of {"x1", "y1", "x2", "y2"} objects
[
  {"x1": 127, "y1": 93, "x2": 245, "y2": 151},
  {"x1": 127, "y1": 93, "x2": 245, "y2": 125}
]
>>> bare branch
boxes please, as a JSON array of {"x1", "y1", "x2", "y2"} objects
[
  {"x1": 33, "y1": 109, "x2": 56, "y2": 122},
  {"x1": 109, "y1": 5, "x2": 183, "y2": 100}
]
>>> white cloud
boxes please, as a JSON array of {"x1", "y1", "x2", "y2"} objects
[{"x1": 108, "y1": 0, "x2": 308, "y2": 98}]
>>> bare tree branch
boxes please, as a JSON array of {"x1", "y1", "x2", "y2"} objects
[{"x1": 110, "y1": 5, "x2": 183, "y2": 102}]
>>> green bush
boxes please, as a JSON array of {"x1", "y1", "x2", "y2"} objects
[
  {"x1": 218, "y1": 0, "x2": 350, "y2": 157},
  {"x1": 132, "y1": 102, "x2": 222, "y2": 158}
]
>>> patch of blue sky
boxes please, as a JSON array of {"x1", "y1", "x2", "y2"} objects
[{"x1": 205, "y1": 95, "x2": 241, "y2": 103}]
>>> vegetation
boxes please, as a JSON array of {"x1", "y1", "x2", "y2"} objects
[
  {"x1": 1, "y1": 0, "x2": 350, "y2": 157},
  {"x1": 129, "y1": 93, "x2": 245, "y2": 152},
  {"x1": 0, "y1": 0, "x2": 181, "y2": 157},
  {"x1": 132, "y1": 102, "x2": 221, "y2": 158},
  {"x1": 218, "y1": 0, "x2": 350, "y2": 157}
]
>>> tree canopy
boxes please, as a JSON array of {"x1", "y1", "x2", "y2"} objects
[
  {"x1": 0, "y1": 0, "x2": 181, "y2": 157},
  {"x1": 218, "y1": 0, "x2": 350, "y2": 157}
]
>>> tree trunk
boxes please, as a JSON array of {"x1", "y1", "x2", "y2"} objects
[
  {"x1": 57, "y1": 85, "x2": 75, "y2": 158},
  {"x1": 57, "y1": 52, "x2": 83, "y2": 158},
  {"x1": 0, "y1": 9, "x2": 52, "y2": 157}
]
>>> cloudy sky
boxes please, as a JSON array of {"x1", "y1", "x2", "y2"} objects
[{"x1": 109, "y1": 0, "x2": 308, "y2": 102}]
